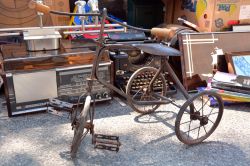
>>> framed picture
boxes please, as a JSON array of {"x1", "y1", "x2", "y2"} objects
[{"x1": 226, "y1": 52, "x2": 250, "y2": 77}]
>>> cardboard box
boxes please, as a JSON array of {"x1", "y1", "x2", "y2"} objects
[
  {"x1": 173, "y1": 0, "x2": 198, "y2": 24},
  {"x1": 197, "y1": 0, "x2": 250, "y2": 32},
  {"x1": 0, "y1": 0, "x2": 69, "y2": 28},
  {"x1": 44, "y1": 0, "x2": 70, "y2": 26},
  {"x1": 172, "y1": 0, "x2": 250, "y2": 32}
]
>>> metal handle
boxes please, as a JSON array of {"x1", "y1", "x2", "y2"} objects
[
  {"x1": 28, "y1": 0, "x2": 51, "y2": 14},
  {"x1": 151, "y1": 28, "x2": 175, "y2": 40}
]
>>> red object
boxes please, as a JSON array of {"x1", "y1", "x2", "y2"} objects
[
  {"x1": 227, "y1": 20, "x2": 240, "y2": 26},
  {"x1": 83, "y1": 20, "x2": 110, "y2": 39},
  {"x1": 68, "y1": 20, "x2": 112, "y2": 40}
]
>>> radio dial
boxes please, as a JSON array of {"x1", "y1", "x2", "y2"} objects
[
  {"x1": 96, "y1": 94, "x2": 101, "y2": 99},
  {"x1": 102, "y1": 92, "x2": 109, "y2": 98}
]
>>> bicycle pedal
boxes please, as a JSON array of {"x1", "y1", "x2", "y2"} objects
[
  {"x1": 93, "y1": 134, "x2": 121, "y2": 152},
  {"x1": 49, "y1": 98, "x2": 74, "y2": 112},
  {"x1": 94, "y1": 134, "x2": 119, "y2": 141},
  {"x1": 50, "y1": 98, "x2": 74, "y2": 108},
  {"x1": 94, "y1": 144, "x2": 119, "y2": 152},
  {"x1": 47, "y1": 108, "x2": 64, "y2": 117}
]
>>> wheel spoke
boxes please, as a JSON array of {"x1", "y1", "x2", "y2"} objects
[
  {"x1": 196, "y1": 98, "x2": 210, "y2": 113},
  {"x1": 207, "y1": 110, "x2": 218, "y2": 118},
  {"x1": 208, "y1": 118, "x2": 214, "y2": 124},
  {"x1": 194, "y1": 106, "x2": 199, "y2": 113},
  {"x1": 188, "y1": 120, "x2": 192, "y2": 138},
  {"x1": 184, "y1": 126, "x2": 200, "y2": 133},
  {"x1": 180, "y1": 120, "x2": 192, "y2": 125},
  {"x1": 132, "y1": 88, "x2": 143, "y2": 99},
  {"x1": 197, "y1": 126, "x2": 201, "y2": 139},
  {"x1": 201, "y1": 95, "x2": 204, "y2": 116},
  {"x1": 203, "y1": 126, "x2": 207, "y2": 134},
  {"x1": 81, "y1": 129, "x2": 89, "y2": 140}
]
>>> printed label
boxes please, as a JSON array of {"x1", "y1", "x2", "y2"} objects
[
  {"x1": 217, "y1": 4, "x2": 236, "y2": 12},
  {"x1": 239, "y1": 5, "x2": 250, "y2": 20}
]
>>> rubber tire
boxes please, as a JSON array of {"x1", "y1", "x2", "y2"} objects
[
  {"x1": 126, "y1": 67, "x2": 166, "y2": 114},
  {"x1": 175, "y1": 91, "x2": 224, "y2": 145},
  {"x1": 70, "y1": 95, "x2": 91, "y2": 158}
]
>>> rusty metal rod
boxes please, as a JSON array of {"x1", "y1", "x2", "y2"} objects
[
  {"x1": 152, "y1": 92, "x2": 182, "y2": 108},
  {"x1": 0, "y1": 24, "x2": 123, "y2": 32},
  {"x1": 63, "y1": 28, "x2": 125, "y2": 35},
  {"x1": 132, "y1": 99, "x2": 172, "y2": 105},
  {"x1": 0, "y1": 33, "x2": 21, "y2": 37}
]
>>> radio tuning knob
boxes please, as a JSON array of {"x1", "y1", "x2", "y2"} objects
[
  {"x1": 96, "y1": 94, "x2": 101, "y2": 99},
  {"x1": 102, "y1": 92, "x2": 109, "y2": 98}
]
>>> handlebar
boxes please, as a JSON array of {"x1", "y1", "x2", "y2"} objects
[
  {"x1": 151, "y1": 28, "x2": 175, "y2": 40},
  {"x1": 29, "y1": 0, "x2": 175, "y2": 39},
  {"x1": 29, "y1": 0, "x2": 51, "y2": 14}
]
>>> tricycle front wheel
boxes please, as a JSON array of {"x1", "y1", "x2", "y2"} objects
[{"x1": 175, "y1": 91, "x2": 224, "y2": 145}]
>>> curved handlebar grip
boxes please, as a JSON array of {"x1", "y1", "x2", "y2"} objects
[
  {"x1": 28, "y1": 0, "x2": 51, "y2": 14},
  {"x1": 151, "y1": 28, "x2": 175, "y2": 40}
]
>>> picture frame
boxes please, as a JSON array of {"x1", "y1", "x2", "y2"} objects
[{"x1": 225, "y1": 52, "x2": 250, "y2": 77}]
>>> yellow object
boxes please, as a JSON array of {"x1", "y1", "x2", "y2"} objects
[
  {"x1": 196, "y1": 0, "x2": 207, "y2": 19},
  {"x1": 64, "y1": 6, "x2": 78, "y2": 38},
  {"x1": 69, "y1": 6, "x2": 78, "y2": 26},
  {"x1": 229, "y1": 4, "x2": 237, "y2": 16}
]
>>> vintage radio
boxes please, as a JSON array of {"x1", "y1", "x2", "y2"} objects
[
  {"x1": 1, "y1": 39, "x2": 111, "y2": 116},
  {"x1": 3, "y1": 62, "x2": 112, "y2": 116}
]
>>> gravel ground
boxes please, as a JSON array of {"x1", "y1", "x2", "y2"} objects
[{"x1": 0, "y1": 92, "x2": 250, "y2": 166}]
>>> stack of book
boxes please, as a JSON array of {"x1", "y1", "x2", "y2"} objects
[{"x1": 198, "y1": 71, "x2": 250, "y2": 106}]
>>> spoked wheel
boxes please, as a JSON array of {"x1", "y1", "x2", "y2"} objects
[
  {"x1": 126, "y1": 67, "x2": 167, "y2": 114},
  {"x1": 70, "y1": 96, "x2": 93, "y2": 158},
  {"x1": 175, "y1": 91, "x2": 224, "y2": 145}
]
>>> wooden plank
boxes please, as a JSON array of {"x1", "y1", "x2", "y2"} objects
[{"x1": 161, "y1": 0, "x2": 175, "y2": 24}]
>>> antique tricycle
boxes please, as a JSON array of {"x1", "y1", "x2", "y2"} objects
[{"x1": 32, "y1": 1, "x2": 224, "y2": 158}]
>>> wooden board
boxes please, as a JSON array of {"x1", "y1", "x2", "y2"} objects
[{"x1": 1, "y1": 40, "x2": 109, "y2": 72}]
